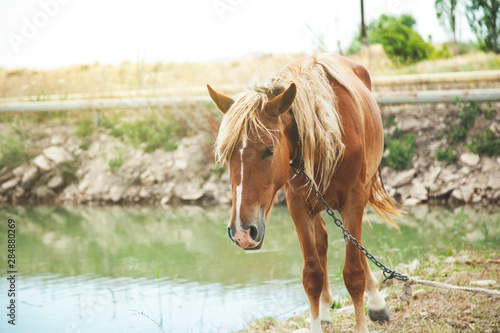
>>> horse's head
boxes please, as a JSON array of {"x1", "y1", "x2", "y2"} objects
[{"x1": 208, "y1": 83, "x2": 297, "y2": 250}]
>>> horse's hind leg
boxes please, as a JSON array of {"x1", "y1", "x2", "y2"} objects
[
  {"x1": 361, "y1": 255, "x2": 390, "y2": 322},
  {"x1": 315, "y1": 215, "x2": 334, "y2": 327}
]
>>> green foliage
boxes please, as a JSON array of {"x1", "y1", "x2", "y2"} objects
[
  {"x1": 429, "y1": 44, "x2": 453, "y2": 59},
  {"x1": 446, "y1": 100, "x2": 482, "y2": 143},
  {"x1": 466, "y1": 0, "x2": 500, "y2": 54},
  {"x1": 384, "y1": 133, "x2": 417, "y2": 171},
  {"x1": 435, "y1": 146, "x2": 458, "y2": 165},
  {"x1": 57, "y1": 161, "x2": 78, "y2": 184},
  {"x1": 0, "y1": 127, "x2": 31, "y2": 169},
  {"x1": 213, "y1": 164, "x2": 226, "y2": 179},
  {"x1": 467, "y1": 129, "x2": 500, "y2": 156},
  {"x1": 79, "y1": 140, "x2": 91, "y2": 151},
  {"x1": 367, "y1": 14, "x2": 434, "y2": 65},
  {"x1": 101, "y1": 114, "x2": 184, "y2": 153},
  {"x1": 436, "y1": 100, "x2": 498, "y2": 162},
  {"x1": 75, "y1": 116, "x2": 94, "y2": 138},
  {"x1": 108, "y1": 146, "x2": 124, "y2": 172},
  {"x1": 483, "y1": 103, "x2": 496, "y2": 119}
]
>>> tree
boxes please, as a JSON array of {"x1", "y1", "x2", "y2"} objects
[
  {"x1": 466, "y1": 0, "x2": 499, "y2": 53},
  {"x1": 435, "y1": 0, "x2": 459, "y2": 42},
  {"x1": 367, "y1": 14, "x2": 433, "y2": 65}
]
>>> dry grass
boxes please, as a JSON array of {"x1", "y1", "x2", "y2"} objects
[
  {"x1": 237, "y1": 249, "x2": 500, "y2": 333},
  {"x1": 1, "y1": 47, "x2": 499, "y2": 100}
]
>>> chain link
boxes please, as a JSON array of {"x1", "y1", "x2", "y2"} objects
[{"x1": 289, "y1": 158, "x2": 409, "y2": 283}]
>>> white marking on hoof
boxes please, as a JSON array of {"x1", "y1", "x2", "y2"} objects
[
  {"x1": 366, "y1": 288, "x2": 386, "y2": 311},
  {"x1": 310, "y1": 316, "x2": 322, "y2": 333},
  {"x1": 319, "y1": 300, "x2": 333, "y2": 324}
]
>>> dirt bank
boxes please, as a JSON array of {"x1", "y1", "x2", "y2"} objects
[{"x1": 0, "y1": 100, "x2": 498, "y2": 206}]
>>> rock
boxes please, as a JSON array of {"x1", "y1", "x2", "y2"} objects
[
  {"x1": 50, "y1": 135, "x2": 64, "y2": 145},
  {"x1": 459, "y1": 184, "x2": 475, "y2": 203},
  {"x1": 177, "y1": 181, "x2": 204, "y2": 201},
  {"x1": 109, "y1": 184, "x2": 126, "y2": 202},
  {"x1": 438, "y1": 167, "x2": 460, "y2": 184},
  {"x1": 43, "y1": 146, "x2": 73, "y2": 164},
  {"x1": 393, "y1": 169, "x2": 416, "y2": 188},
  {"x1": 488, "y1": 172, "x2": 500, "y2": 190},
  {"x1": 411, "y1": 179, "x2": 428, "y2": 202},
  {"x1": 139, "y1": 187, "x2": 151, "y2": 198},
  {"x1": 423, "y1": 165, "x2": 441, "y2": 188},
  {"x1": 160, "y1": 195, "x2": 172, "y2": 206},
  {"x1": 470, "y1": 280, "x2": 497, "y2": 286},
  {"x1": 12, "y1": 164, "x2": 29, "y2": 177},
  {"x1": 47, "y1": 175, "x2": 64, "y2": 189},
  {"x1": 404, "y1": 198, "x2": 420, "y2": 206},
  {"x1": 34, "y1": 185, "x2": 55, "y2": 198},
  {"x1": 140, "y1": 169, "x2": 156, "y2": 186},
  {"x1": 481, "y1": 157, "x2": 498, "y2": 172},
  {"x1": 459, "y1": 153, "x2": 480, "y2": 167},
  {"x1": 78, "y1": 177, "x2": 90, "y2": 193},
  {"x1": 21, "y1": 166, "x2": 38, "y2": 184},
  {"x1": 33, "y1": 155, "x2": 55, "y2": 171},
  {"x1": 0, "y1": 171, "x2": 14, "y2": 184},
  {"x1": 451, "y1": 189, "x2": 464, "y2": 202},
  {"x1": 2, "y1": 177, "x2": 20, "y2": 191}
]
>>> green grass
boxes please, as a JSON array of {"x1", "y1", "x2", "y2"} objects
[
  {"x1": 100, "y1": 113, "x2": 184, "y2": 153},
  {"x1": 435, "y1": 146, "x2": 458, "y2": 165},
  {"x1": 467, "y1": 129, "x2": 500, "y2": 157},
  {"x1": 446, "y1": 100, "x2": 482, "y2": 143},
  {"x1": 108, "y1": 146, "x2": 124, "y2": 172},
  {"x1": 0, "y1": 127, "x2": 32, "y2": 169},
  {"x1": 75, "y1": 116, "x2": 94, "y2": 138}
]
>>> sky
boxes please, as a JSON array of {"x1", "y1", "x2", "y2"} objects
[{"x1": 0, "y1": 0, "x2": 475, "y2": 69}]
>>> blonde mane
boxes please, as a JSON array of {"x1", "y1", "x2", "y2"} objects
[{"x1": 214, "y1": 53, "x2": 362, "y2": 193}]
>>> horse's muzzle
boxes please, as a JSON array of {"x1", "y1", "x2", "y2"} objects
[{"x1": 228, "y1": 221, "x2": 265, "y2": 250}]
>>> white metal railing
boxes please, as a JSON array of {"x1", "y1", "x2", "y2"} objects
[
  {"x1": 1, "y1": 70, "x2": 499, "y2": 104},
  {"x1": 0, "y1": 89, "x2": 498, "y2": 112}
]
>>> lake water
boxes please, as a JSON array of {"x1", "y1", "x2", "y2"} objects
[{"x1": 0, "y1": 205, "x2": 498, "y2": 333}]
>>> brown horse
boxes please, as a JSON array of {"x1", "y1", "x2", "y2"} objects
[{"x1": 207, "y1": 53, "x2": 401, "y2": 333}]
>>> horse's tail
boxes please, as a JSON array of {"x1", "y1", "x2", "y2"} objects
[{"x1": 367, "y1": 168, "x2": 403, "y2": 232}]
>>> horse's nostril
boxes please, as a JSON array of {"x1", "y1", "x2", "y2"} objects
[
  {"x1": 227, "y1": 226, "x2": 233, "y2": 241},
  {"x1": 249, "y1": 225, "x2": 258, "y2": 241}
]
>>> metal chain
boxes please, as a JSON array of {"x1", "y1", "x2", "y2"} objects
[{"x1": 289, "y1": 158, "x2": 409, "y2": 283}]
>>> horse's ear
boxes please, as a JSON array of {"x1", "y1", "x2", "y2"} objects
[
  {"x1": 207, "y1": 85, "x2": 234, "y2": 114},
  {"x1": 265, "y1": 83, "x2": 296, "y2": 118}
]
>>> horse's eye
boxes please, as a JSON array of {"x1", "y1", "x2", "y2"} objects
[{"x1": 262, "y1": 147, "x2": 274, "y2": 159}]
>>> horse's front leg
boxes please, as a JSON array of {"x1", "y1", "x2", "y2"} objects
[
  {"x1": 315, "y1": 215, "x2": 334, "y2": 327},
  {"x1": 339, "y1": 186, "x2": 370, "y2": 333},
  {"x1": 287, "y1": 195, "x2": 324, "y2": 333}
]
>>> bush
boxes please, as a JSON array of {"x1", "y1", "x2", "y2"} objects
[
  {"x1": 446, "y1": 100, "x2": 482, "y2": 143},
  {"x1": 384, "y1": 133, "x2": 417, "y2": 171},
  {"x1": 0, "y1": 128, "x2": 31, "y2": 169},
  {"x1": 368, "y1": 14, "x2": 434, "y2": 65},
  {"x1": 467, "y1": 130, "x2": 500, "y2": 156},
  {"x1": 435, "y1": 146, "x2": 458, "y2": 165}
]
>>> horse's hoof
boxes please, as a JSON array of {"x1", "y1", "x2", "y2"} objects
[
  {"x1": 321, "y1": 320, "x2": 333, "y2": 328},
  {"x1": 368, "y1": 306, "x2": 390, "y2": 322}
]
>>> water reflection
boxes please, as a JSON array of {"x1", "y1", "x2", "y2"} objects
[{"x1": 0, "y1": 205, "x2": 498, "y2": 332}]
